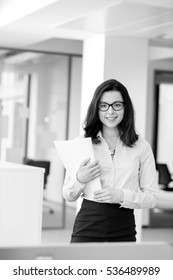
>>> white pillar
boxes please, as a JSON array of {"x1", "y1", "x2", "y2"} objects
[{"x1": 80, "y1": 34, "x2": 106, "y2": 130}]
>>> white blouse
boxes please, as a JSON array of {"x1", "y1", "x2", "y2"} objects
[{"x1": 63, "y1": 133, "x2": 158, "y2": 209}]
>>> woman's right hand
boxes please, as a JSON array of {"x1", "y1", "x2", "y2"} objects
[{"x1": 76, "y1": 158, "x2": 101, "y2": 184}]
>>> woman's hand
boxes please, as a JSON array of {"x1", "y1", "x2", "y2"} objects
[
  {"x1": 94, "y1": 188, "x2": 123, "y2": 204},
  {"x1": 77, "y1": 158, "x2": 101, "y2": 184}
]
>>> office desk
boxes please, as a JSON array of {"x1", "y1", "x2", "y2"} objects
[
  {"x1": 0, "y1": 161, "x2": 44, "y2": 247},
  {"x1": 0, "y1": 242, "x2": 173, "y2": 260}
]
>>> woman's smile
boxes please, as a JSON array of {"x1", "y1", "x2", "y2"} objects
[{"x1": 106, "y1": 116, "x2": 117, "y2": 120}]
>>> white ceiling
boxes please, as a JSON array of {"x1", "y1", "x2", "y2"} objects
[{"x1": 0, "y1": 0, "x2": 173, "y2": 50}]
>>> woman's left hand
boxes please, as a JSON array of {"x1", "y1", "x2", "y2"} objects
[{"x1": 94, "y1": 188, "x2": 123, "y2": 204}]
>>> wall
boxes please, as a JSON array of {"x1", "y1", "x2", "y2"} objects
[
  {"x1": 143, "y1": 46, "x2": 173, "y2": 226},
  {"x1": 146, "y1": 51, "x2": 173, "y2": 146},
  {"x1": 104, "y1": 36, "x2": 149, "y2": 138},
  {"x1": 29, "y1": 38, "x2": 83, "y2": 56}
]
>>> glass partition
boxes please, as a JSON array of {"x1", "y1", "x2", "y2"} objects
[{"x1": 0, "y1": 48, "x2": 82, "y2": 229}]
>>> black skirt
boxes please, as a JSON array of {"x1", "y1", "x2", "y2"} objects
[{"x1": 71, "y1": 199, "x2": 136, "y2": 243}]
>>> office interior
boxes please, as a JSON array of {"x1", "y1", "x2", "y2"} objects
[{"x1": 0, "y1": 0, "x2": 173, "y2": 259}]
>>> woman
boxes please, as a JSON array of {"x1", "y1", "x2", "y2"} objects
[{"x1": 63, "y1": 79, "x2": 158, "y2": 243}]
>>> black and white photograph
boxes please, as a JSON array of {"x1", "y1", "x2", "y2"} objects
[{"x1": 0, "y1": 0, "x2": 173, "y2": 278}]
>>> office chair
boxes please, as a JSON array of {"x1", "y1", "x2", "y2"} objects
[
  {"x1": 156, "y1": 163, "x2": 173, "y2": 191},
  {"x1": 23, "y1": 158, "x2": 54, "y2": 213}
]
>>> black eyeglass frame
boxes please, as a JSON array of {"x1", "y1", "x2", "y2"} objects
[{"x1": 98, "y1": 101, "x2": 125, "y2": 112}]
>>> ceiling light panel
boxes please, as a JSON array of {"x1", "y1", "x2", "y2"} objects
[
  {"x1": 108, "y1": 10, "x2": 173, "y2": 37},
  {"x1": 54, "y1": 1, "x2": 171, "y2": 36}
]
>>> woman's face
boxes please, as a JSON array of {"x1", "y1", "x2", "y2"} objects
[{"x1": 98, "y1": 90, "x2": 124, "y2": 129}]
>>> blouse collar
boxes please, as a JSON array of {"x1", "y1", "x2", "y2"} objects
[{"x1": 97, "y1": 131, "x2": 120, "y2": 140}]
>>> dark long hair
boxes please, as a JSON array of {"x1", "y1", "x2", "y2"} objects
[{"x1": 83, "y1": 79, "x2": 138, "y2": 147}]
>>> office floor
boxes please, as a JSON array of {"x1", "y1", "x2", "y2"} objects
[{"x1": 41, "y1": 205, "x2": 173, "y2": 245}]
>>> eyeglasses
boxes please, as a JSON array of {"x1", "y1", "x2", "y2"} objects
[{"x1": 98, "y1": 101, "x2": 124, "y2": 112}]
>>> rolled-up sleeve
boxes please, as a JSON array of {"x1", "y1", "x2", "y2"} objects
[{"x1": 120, "y1": 142, "x2": 158, "y2": 209}]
